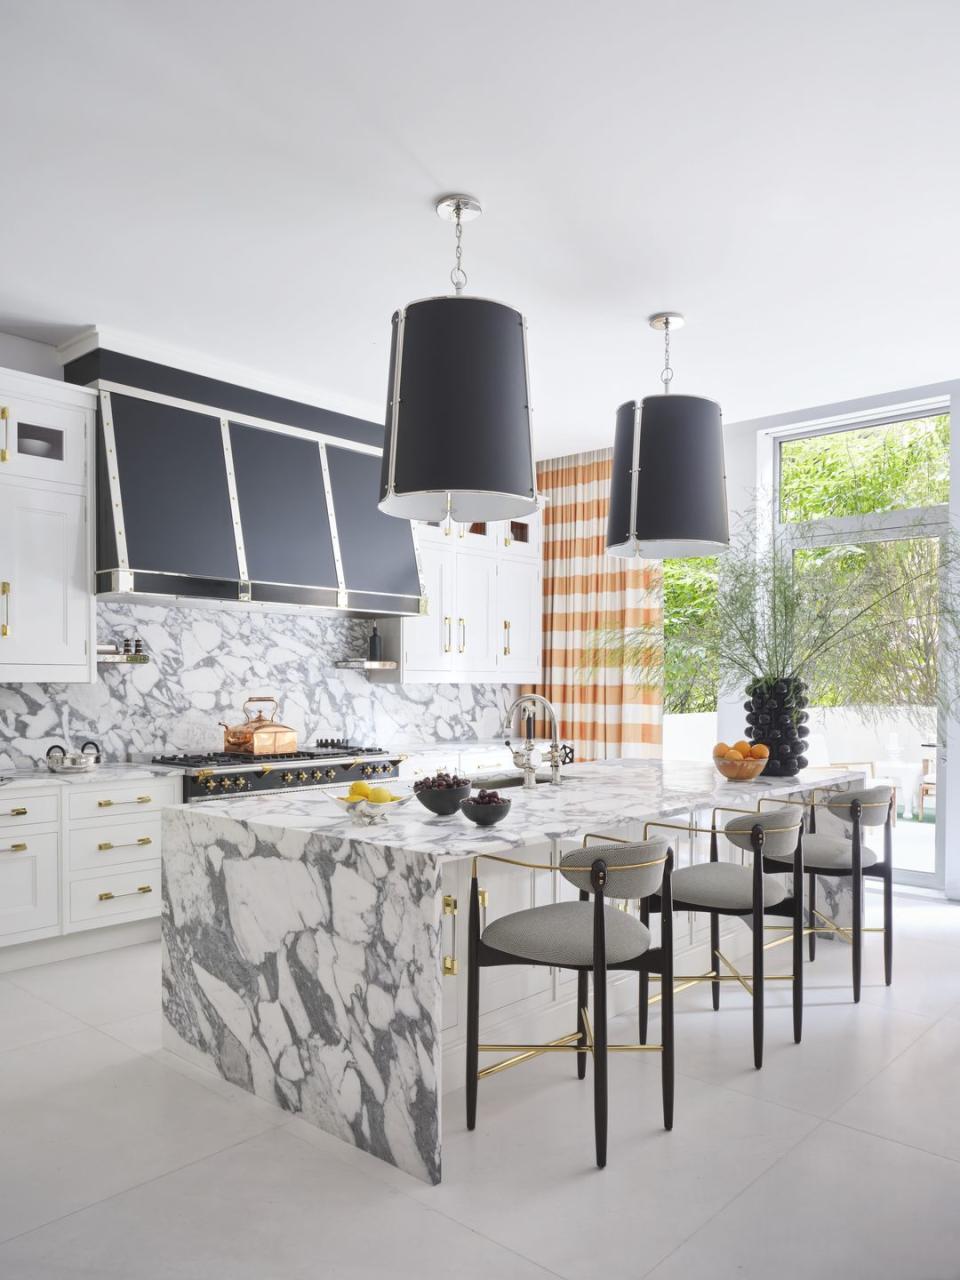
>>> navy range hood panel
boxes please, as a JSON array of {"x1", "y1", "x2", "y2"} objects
[
  {"x1": 111, "y1": 394, "x2": 240, "y2": 580},
  {"x1": 228, "y1": 422, "x2": 339, "y2": 591},
  {"x1": 327, "y1": 445, "x2": 422, "y2": 601}
]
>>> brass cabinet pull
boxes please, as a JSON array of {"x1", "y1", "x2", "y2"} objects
[
  {"x1": 458, "y1": 617, "x2": 466, "y2": 654},
  {"x1": 442, "y1": 893, "x2": 459, "y2": 976},
  {"x1": 0, "y1": 406, "x2": 8, "y2": 463},
  {"x1": 1, "y1": 842, "x2": 27, "y2": 854},
  {"x1": 97, "y1": 795, "x2": 152, "y2": 808},
  {"x1": 97, "y1": 836, "x2": 153, "y2": 852},
  {"x1": 5, "y1": 806, "x2": 27, "y2": 817},
  {"x1": 443, "y1": 615, "x2": 452, "y2": 654},
  {"x1": 503, "y1": 619, "x2": 511, "y2": 656},
  {"x1": 98, "y1": 884, "x2": 153, "y2": 902},
  {"x1": 1, "y1": 580, "x2": 9, "y2": 638}
]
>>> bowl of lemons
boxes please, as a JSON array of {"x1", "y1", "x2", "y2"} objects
[
  {"x1": 712, "y1": 739, "x2": 769, "y2": 781},
  {"x1": 327, "y1": 779, "x2": 415, "y2": 823}
]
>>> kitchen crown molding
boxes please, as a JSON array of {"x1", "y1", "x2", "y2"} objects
[{"x1": 56, "y1": 326, "x2": 383, "y2": 425}]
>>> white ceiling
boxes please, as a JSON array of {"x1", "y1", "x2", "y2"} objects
[{"x1": 2, "y1": 0, "x2": 958, "y2": 457}]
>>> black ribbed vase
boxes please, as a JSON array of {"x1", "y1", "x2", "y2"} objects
[{"x1": 744, "y1": 677, "x2": 810, "y2": 778}]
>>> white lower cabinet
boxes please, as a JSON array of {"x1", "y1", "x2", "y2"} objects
[
  {"x1": 0, "y1": 774, "x2": 181, "y2": 948},
  {"x1": 0, "y1": 826, "x2": 59, "y2": 939}
]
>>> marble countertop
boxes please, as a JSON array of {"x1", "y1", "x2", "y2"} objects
[
  {"x1": 176, "y1": 760, "x2": 863, "y2": 861},
  {"x1": 0, "y1": 763, "x2": 183, "y2": 791}
]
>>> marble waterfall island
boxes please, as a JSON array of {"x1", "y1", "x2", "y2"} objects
[{"x1": 161, "y1": 761, "x2": 862, "y2": 1184}]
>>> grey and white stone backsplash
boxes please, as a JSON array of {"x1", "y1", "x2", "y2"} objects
[{"x1": 0, "y1": 601, "x2": 515, "y2": 770}]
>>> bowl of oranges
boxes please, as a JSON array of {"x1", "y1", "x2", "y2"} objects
[{"x1": 712, "y1": 739, "x2": 769, "y2": 781}]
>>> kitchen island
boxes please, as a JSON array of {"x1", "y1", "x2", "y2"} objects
[{"x1": 161, "y1": 760, "x2": 862, "y2": 1184}]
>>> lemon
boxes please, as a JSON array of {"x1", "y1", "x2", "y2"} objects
[
  {"x1": 349, "y1": 781, "x2": 371, "y2": 799},
  {"x1": 367, "y1": 786, "x2": 393, "y2": 804}
]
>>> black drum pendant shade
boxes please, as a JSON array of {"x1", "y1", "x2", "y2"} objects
[
  {"x1": 378, "y1": 295, "x2": 538, "y2": 523},
  {"x1": 606, "y1": 394, "x2": 729, "y2": 559}
]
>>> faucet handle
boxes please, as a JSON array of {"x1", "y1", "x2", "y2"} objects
[{"x1": 559, "y1": 743, "x2": 575, "y2": 766}]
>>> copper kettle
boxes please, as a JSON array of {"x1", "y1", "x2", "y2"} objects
[{"x1": 220, "y1": 697, "x2": 298, "y2": 756}]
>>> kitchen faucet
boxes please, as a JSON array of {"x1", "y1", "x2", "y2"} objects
[{"x1": 504, "y1": 694, "x2": 563, "y2": 788}]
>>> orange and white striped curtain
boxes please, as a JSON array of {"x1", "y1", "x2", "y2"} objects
[{"x1": 527, "y1": 448, "x2": 662, "y2": 761}]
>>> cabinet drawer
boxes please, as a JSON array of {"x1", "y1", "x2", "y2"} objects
[
  {"x1": 69, "y1": 865, "x2": 160, "y2": 924},
  {"x1": 68, "y1": 779, "x2": 179, "y2": 821},
  {"x1": 0, "y1": 830, "x2": 59, "y2": 938},
  {"x1": 0, "y1": 791, "x2": 59, "y2": 831},
  {"x1": 69, "y1": 815, "x2": 162, "y2": 872}
]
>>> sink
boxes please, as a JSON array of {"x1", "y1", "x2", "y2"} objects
[{"x1": 472, "y1": 772, "x2": 557, "y2": 789}]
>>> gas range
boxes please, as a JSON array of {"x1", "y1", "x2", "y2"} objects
[{"x1": 153, "y1": 741, "x2": 403, "y2": 803}]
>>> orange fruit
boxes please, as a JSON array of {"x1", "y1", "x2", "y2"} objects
[
  {"x1": 750, "y1": 743, "x2": 770, "y2": 760},
  {"x1": 713, "y1": 742, "x2": 730, "y2": 758},
  {"x1": 724, "y1": 749, "x2": 744, "y2": 762},
  {"x1": 733, "y1": 740, "x2": 752, "y2": 756}
]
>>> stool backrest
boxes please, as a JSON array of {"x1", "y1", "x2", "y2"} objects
[
  {"x1": 724, "y1": 807, "x2": 802, "y2": 859},
  {"x1": 560, "y1": 839, "x2": 668, "y2": 900},
  {"x1": 825, "y1": 785, "x2": 892, "y2": 827}
]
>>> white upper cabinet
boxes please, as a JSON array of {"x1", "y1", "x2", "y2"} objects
[
  {"x1": 374, "y1": 512, "x2": 543, "y2": 685},
  {"x1": 0, "y1": 369, "x2": 96, "y2": 683}
]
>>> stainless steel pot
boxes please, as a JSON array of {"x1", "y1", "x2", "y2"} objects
[{"x1": 46, "y1": 741, "x2": 102, "y2": 773}]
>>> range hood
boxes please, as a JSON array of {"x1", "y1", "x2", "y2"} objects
[{"x1": 65, "y1": 350, "x2": 423, "y2": 616}]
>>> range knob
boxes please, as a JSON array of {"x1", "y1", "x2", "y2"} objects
[
  {"x1": 235, "y1": 778, "x2": 248, "y2": 791},
  {"x1": 298, "y1": 771, "x2": 308, "y2": 782},
  {"x1": 362, "y1": 765, "x2": 374, "y2": 777},
  {"x1": 325, "y1": 768, "x2": 336, "y2": 780},
  {"x1": 312, "y1": 770, "x2": 323, "y2": 782},
  {"x1": 221, "y1": 778, "x2": 234, "y2": 790},
  {"x1": 282, "y1": 772, "x2": 294, "y2": 784},
  {"x1": 204, "y1": 778, "x2": 217, "y2": 791}
]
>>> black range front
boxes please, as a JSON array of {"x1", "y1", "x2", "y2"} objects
[{"x1": 153, "y1": 743, "x2": 402, "y2": 803}]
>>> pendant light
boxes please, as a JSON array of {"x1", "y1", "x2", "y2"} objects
[
  {"x1": 606, "y1": 313, "x2": 729, "y2": 559},
  {"x1": 378, "y1": 195, "x2": 538, "y2": 524}
]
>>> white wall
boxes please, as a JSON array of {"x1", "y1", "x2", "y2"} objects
[{"x1": 0, "y1": 332, "x2": 62, "y2": 380}]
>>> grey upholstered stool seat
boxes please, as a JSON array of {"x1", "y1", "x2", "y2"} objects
[
  {"x1": 765, "y1": 833, "x2": 879, "y2": 870},
  {"x1": 670, "y1": 862, "x2": 788, "y2": 911},
  {"x1": 482, "y1": 901, "x2": 651, "y2": 967}
]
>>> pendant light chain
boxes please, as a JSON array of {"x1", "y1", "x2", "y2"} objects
[
  {"x1": 660, "y1": 317, "x2": 674, "y2": 393},
  {"x1": 450, "y1": 202, "x2": 468, "y2": 295}
]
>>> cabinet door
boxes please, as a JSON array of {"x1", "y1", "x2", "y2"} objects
[
  {"x1": 454, "y1": 551, "x2": 498, "y2": 677},
  {"x1": 0, "y1": 831, "x2": 59, "y2": 939},
  {"x1": 402, "y1": 543, "x2": 455, "y2": 674},
  {"x1": 0, "y1": 484, "x2": 88, "y2": 670},
  {"x1": 0, "y1": 391, "x2": 88, "y2": 486},
  {"x1": 498, "y1": 558, "x2": 542, "y2": 678}
]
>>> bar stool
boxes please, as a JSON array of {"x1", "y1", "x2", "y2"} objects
[
  {"x1": 758, "y1": 784, "x2": 894, "y2": 1001},
  {"x1": 643, "y1": 807, "x2": 805, "y2": 1069},
  {"x1": 466, "y1": 837, "x2": 674, "y2": 1169}
]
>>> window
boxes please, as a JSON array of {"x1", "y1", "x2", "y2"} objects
[{"x1": 778, "y1": 414, "x2": 949, "y2": 524}]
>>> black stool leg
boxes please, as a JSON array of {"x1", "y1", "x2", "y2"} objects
[
  {"x1": 466, "y1": 873, "x2": 480, "y2": 1130},
  {"x1": 883, "y1": 807, "x2": 893, "y2": 985},
  {"x1": 591, "y1": 874, "x2": 608, "y2": 1169},
  {"x1": 808, "y1": 872, "x2": 817, "y2": 960},
  {"x1": 792, "y1": 835, "x2": 804, "y2": 1044},
  {"x1": 660, "y1": 853, "x2": 675, "y2": 1131},
  {"x1": 577, "y1": 969, "x2": 589, "y2": 1079},
  {"x1": 639, "y1": 896, "x2": 650, "y2": 1043},
  {"x1": 710, "y1": 911, "x2": 720, "y2": 1010},
  {"x1": 851, "y1": 809, "x2": 863, "y2": 1003},
  {"x1": 751, "y1": 827, "x2": 765, "y2": 1069}
]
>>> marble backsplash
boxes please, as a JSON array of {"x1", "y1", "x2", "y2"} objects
[{"x1": 0, "y1": 601, "x2": 516, "y2": 770}]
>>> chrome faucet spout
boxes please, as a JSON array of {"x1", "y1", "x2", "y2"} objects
[{"x1": 504, "y1": 694, "x2": 563, "y2": 786}]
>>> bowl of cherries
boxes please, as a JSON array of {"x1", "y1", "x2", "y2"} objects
[
  {"x1": 459, "y1": 789, "x2": 511, "y2": 827},
  {"x1": 413, "y1": 771, "x2": 472, "y2": 817}
]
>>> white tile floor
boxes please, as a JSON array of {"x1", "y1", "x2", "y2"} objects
[{"x1": 0, "y1": 890, "x2": 958, "y2": 1278}]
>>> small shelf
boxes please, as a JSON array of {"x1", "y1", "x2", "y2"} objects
[
  {"x1": 334, "y1": 659, "x2": 398, "y2": 672},
  {"x1": 97, "y1": 654, "x2": 150, "y2": 665}
]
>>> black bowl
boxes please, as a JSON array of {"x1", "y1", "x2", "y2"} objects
[
  {"x1": 415, "y1": 784, "x2": 471, "y2": 817},
  {"x1": 459, "y1": 797, "x2": 512, "y2": 827}
]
